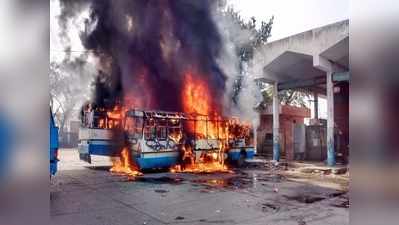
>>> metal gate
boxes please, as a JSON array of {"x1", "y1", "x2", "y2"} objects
[
  {"x1": 294, "y1": 124, "x2": 306, "y2": 160},
  {"x1": 256, "y1": 129, "x2": 284, "y2": 159},
  {"x1": 305, "y1": 125, "x2": 326, "y2": 161}
]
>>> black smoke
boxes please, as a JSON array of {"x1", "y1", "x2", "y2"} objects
[{"x1": 62, "y1": 0, "x2": 227, "y2": 112}]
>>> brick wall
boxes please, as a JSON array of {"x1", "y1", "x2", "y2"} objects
[{"x1": 257, "y1": 105, "x2": 310, "y2": 160}]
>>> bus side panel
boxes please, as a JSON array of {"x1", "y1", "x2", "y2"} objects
[
  {"x1": 78, "y1": 128, "x2": 120, "y2": 163},
  {"x1": 78, "y1": 141, "x2": 91, "y2": 163},
  {"x1": 78, "y1": 140, "x2": 121, "y2": 163},
  {"x1": 246, "y1": 148, "x2": 255, "y2": 159},
  {"x1": 50, "y1": 161, "x2": 58, "y2": 175},
  {"x1": 49, "y1": 113, "x2": 59, "y2": 176},
  {"x1": 228, "y1": 148, "x2": 255, "y2": 161},
  {"x1": 134, "y1": 152, "x2": 179, "y2": 170},
  {"x1": 88, "y1": 140, "x2": 120, "y2": 156}
]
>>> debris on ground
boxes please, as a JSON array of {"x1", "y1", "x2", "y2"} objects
[{"x1": 175, "y1": 216, "x2": 185, "y2": 220}]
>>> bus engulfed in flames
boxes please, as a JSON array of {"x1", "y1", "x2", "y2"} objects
[
  {"x1": 74, "y1": 1, "x2": 258, "y2": 177},
  {"x1": 110, "y1": 147, "x2": 142, "y2": 176},
  {"x1": 79, "y1": 77, "x2": 254, "y2": 176},
  {"x1": 170, "y1": 71, "x2": 230, "y2": 173}
]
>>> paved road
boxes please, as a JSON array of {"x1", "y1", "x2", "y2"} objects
[{"x1": 51, "y1": 149, "x2": 348, "y2": 225}]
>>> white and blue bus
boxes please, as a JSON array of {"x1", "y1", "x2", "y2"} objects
[
  {"x1": 124, "y1": 110, "x2": 184, "y2": 169},
  {"x1": 226, "y1": 118, "x2": 255, "y2": 166},
  {"x1": 78, "y1": 108, "x2": 123, "y2": 163},
  {"x1": 78, "y1": 108, "x2": 255, "y2": 170},
  {"x1": 114, "y1": 109, "x2": 226, "y2": 170}
]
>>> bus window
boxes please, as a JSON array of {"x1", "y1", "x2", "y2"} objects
[
  {"x1": 144, "y1": 126, "x2": 156, "y2": 140},
  {"x1": 134, "y1": 117, "x2": 143, "y2": 138},
  {"x1": 168, "y1": 127, "x2": 182, "y2": 143},
  {"x1": 108, "y1": 119, "x2": 114, "y2": 128},
  {"x1": 125, "y1": 117, "x2": 143, "y2": 139},
  {"x1": 125, "y1": 117, "x2": 135, "y2": 133},
  {"x1": 157, "y1": 126, "x2": 167, "y2": 140},
  {"x1": 107, "y1": 119, "x2": 121, "y2": 129},
  {"x1": 98, "y1": 118, "x2": 105, "y2": 128},
  {"x1": 168, "y1": 118, "x2": 180, "y2": 126},
  {"x1": 90, "y1": 111, "x2": 98, "y2": 128},
  {"x1": 156, "y1": 118, "x2": 167, "y2": 140},
  {"x1": 146, "y1": 118, "x2": 155, "y2": 126},
  {"x1": 92, "y1": 111, "x2": 107, "y2": 128}
]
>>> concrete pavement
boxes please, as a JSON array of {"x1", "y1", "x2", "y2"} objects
[{"x1": 51, "y1": 149, "x2": 348, "y2": 225}]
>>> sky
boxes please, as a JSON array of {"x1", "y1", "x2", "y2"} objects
[
  {"x1": 50, "y1": 0, "x2": 88, "y2": 62},
  {"x1": 51, "y1": 0, "x2": 350, "y2": 59},
  {"x1": 227, "y1": 0, "x2": 349, "y2": 41}
]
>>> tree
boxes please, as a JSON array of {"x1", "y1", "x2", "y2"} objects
[
  {"x1": 50, "y1": 62, "x2": 78, "y2": 132},
  {"x1": 222, "y1": 7, "x2": 274, "y2": 63},
  {"x1": 49, "y1": 55, "x2": 93, "y2": 132},
  {"x1": 217, "y1": 5, "x2": 274, "y2": 105},
  {"x1": 220, "y1": 4, "x2": 309, "y2": 109},
  {"x1": 255, "y1": 85, "x2": 310, "y2": 111}
]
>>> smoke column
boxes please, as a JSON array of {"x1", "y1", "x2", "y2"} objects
[{"x1": 64, "y1": 0, "x2": 227, "y2": 113}]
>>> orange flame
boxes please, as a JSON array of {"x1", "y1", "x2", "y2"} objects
[
  {"x1": 110, "y1": 147, "x2": 142, "y2": 176},
  {"x1": 174, "y1": 70, "x2": 230, "y2": 173},
  {"x1": 171, "y1": 161, "x2": 229, "y2": 173},
  {"x1": 103, "y1": 69, "x2": 253, "y2": 175},
  {"x1": 170, "y1": 147, "x2": 230, "y2": 174},
  {"x1": 182, "y1": 71, "x2": 227, "y2": 139}
]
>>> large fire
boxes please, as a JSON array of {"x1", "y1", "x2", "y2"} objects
[
  {"x1": 106, "y1": 106, "x2": 142, "y2": 177},
  {"x1": 182, "y1": 71, "x2": 227, "y2": 139},
  {"x1": 76, "y1": 0, "x2": 255, "y2": 178},
  {"x1": 174, "y1": 70, "x2": 230, "y2": 173},
  {"x1": 95, "y1": 70, "x2": 252, "y2": 176}
]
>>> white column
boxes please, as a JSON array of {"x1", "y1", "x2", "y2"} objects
[
  {"x1": 326, "y1": 71, "x2": 335, "y2": 166},
  {"x1": 272, "y1": 82, "x2": 280, "y2": 161},
  {"x1": 313, "y1": 55, "x2": 336, "y2": 166},
  {"x1": 313, "y1": 91, "x2": 319, "y2": 119}
]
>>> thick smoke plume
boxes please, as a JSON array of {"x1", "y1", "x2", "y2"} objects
[
  {"x1": 69, "y1": 0, "x2": 227, "y2": 113},
  {"x1": 51, "y1": 0, "x2": 97, "y2": 131},
  {"x1": 56, "y1": 0, "x2": 268, "y2": 129},
  {"x1": 213, "y1": 6, "x2": 266, "y2": 127}
]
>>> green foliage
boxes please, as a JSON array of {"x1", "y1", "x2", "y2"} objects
[
  {"x1": 222, "y1": 2, "x2": 309, "y2": 109},
  {"x1": 254, "y1": 83, "x2": 310, "y2": 111},
  {"x1": 219, "y1": 5, "x2": 273, "y2": 105},
  {"x1": 279, "y1": 89, "x2": 309, "y2": 107},
  {"x1": 219, "y1": 1, "x2": 308, "y2": 108},
  {"x1": 223, "y1": 6, "x2": 274, "y2": 62}
]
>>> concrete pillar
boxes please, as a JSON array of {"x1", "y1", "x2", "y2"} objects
[
  {"x1": 326, "y1": 71, "x2": 335, "y2": 166},
  {"x1": 313, "y1": 55, "x2": 335, "y2": 166},
  {"x1": 313, "y1": 92, "x2": 318, "y2": 119},
  {"x1": 272, "y1": 82, "x2": 280, "y2": 161}
]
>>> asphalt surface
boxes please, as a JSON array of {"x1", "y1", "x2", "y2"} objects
[{"x1": 51, "y1": 149, "x2": 349, "y2": 225}]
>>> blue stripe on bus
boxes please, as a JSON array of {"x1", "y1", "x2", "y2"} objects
[
  {"x1": 134, "y1": 156, "x2": 178, "y2": 170},
  {"x1": 79, "y1": 142, "x2": 180, "y2": 169},
  {"x1": 228, "y1": 148, "x2": 255, "y2": 161},
  {"x1": 79, "y1": 141, "x2": 256, "y2": 168},
  {"x1": 89, "y1": 145, "x2": 119, "y2": 156},
  {"x1": 78, "y1": 142, "x2": 120, "y2": 156},
  {"x1": 50, "y1": 161, "x2": 57, "y2": 175}
]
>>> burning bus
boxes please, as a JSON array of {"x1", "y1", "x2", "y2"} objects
[
  {"x1": 227, "y1": 118, "x2": 255, "y2": 166},
  {"x1": 78, "y1": 106, "x2": 255, "y2": 174},
  {"x1": 77, "y1": 104, "x2": 124, "y2": 164},
  {"x1": 123, "y1": 109, "x2": 184, "y2": 170},
  {"x1": 68, "y1": 0, "x2": 259, "y2": 175}
]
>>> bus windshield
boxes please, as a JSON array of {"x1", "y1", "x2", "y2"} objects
[{"x1": 125, "y1": 116, "x2": 143, "y2": 139}]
